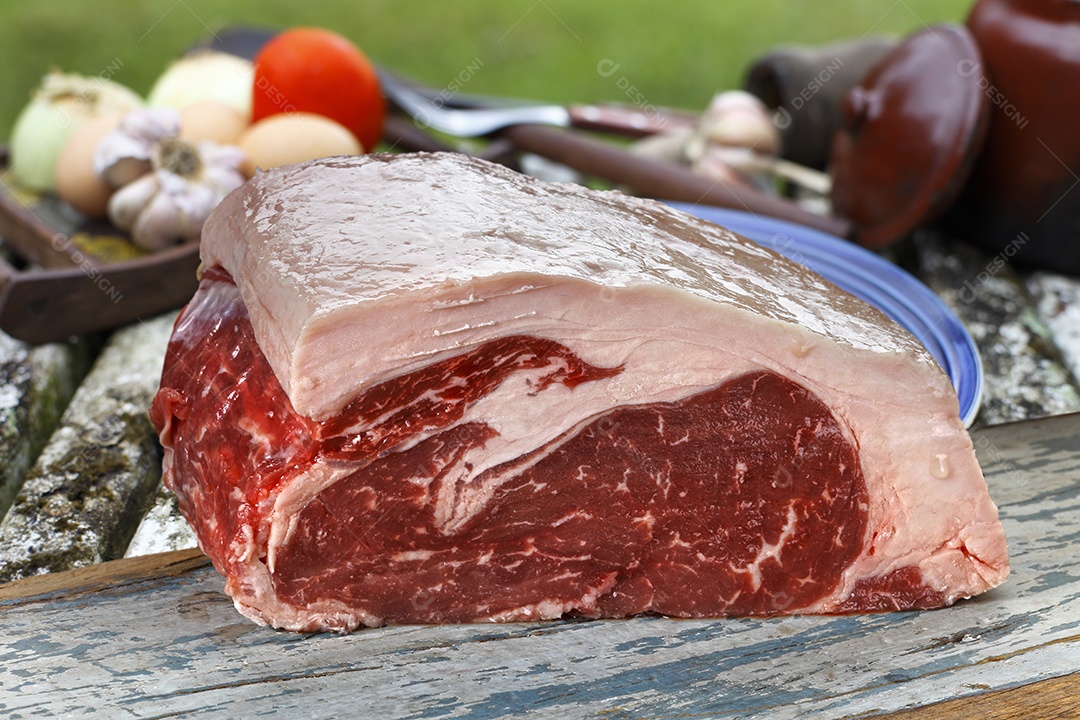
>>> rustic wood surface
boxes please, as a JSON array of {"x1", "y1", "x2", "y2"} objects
[
  {"x1": 3, "y1": 164, "x2": 1080, "y2": 717},
  {"x1": 0, "y1": 314, "x2": 175, "y2": 583},
  {"x1": 909, "y1": 231, "x2": 1080, "y2": 424},
  {"x1": 0, "y1": 333, "x2": 93, "y2": 520},
  {"x1": 0, "y1": 413, "x2": 1076, "y2": 720},
  {"x1": 5, "y1": 227, "x2": 1080, "y2": 572},
  {"x1": 884, "y1": 672, "x2": 1080, "y2": 720},
  {"x1": 123, "y1": 483, "x2": 197, "y2": 559}
]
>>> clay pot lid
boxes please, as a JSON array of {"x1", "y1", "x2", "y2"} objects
[{"x1": 828, "y1": 24, "x2": 989, "y2": 248}]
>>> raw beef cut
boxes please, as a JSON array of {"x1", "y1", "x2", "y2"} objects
[{"x1": 150, "y1": 152, "x2": 1009, "y2": 632}]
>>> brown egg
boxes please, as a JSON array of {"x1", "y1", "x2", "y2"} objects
[
  {"x1": 179, "y1": 100, "x2": 248, "y2": 145},
  {"x1": 54, "y1": 112, "x2": 124, "y2": 218},
  {"x1": 237, "y1": 112, "x2": 361, "y2": 178}
]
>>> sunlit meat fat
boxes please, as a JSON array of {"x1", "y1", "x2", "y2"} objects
[{"x1": 150, "y1": 152, "x2": 1008, "y2": 632}]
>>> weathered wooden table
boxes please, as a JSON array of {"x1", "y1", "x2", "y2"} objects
[
  {"x1": 1, "y1": 413, "x2": 1077, "y2": 719},
  {"x1": 1, "y1": 227, "x2": 1079, "y2": 718}
]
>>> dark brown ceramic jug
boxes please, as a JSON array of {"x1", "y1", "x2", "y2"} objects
[{"x1": 947, "y1": 0, "x2": 1080, "y2": 273}]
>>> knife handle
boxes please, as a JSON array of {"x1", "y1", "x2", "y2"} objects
[
  {"x1": 567, "y1": 104, "x2": 698, "y2": 138},
  {"x1": 501, "y1": 123, "x2": 853, "y2": 239}
]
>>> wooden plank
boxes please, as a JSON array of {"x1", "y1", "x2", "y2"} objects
[
  {"x1": 123, "y1": 483, "x2": 198, "y2": 558},
  {"x1": 1027, "y1": 271, "x2": 1080, "y2": 382},
  {"x1": 0, "y1": 313, "x2": 175, "y2": 583},
  {"x1": 0, "y1": 331, "x2": 96, "y2": 520},
  {"x1": 0, "y1": 415, "x2": 1077, "y2": 719},
  {"x1": 909, "y1": 233, "x2": 1080, "y2": 424},
  {"x1": 882, "y1": 671, "x2": 1080, "y2": 720},
  {"x1": 0, "y1": 547, "x2": 207, "y2": 603}
]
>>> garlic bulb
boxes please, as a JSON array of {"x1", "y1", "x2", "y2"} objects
[
  {"x1": 697, "y1": 91, "x2": 781, "y2": 156},
  {"x1": 685, "y1": 91, "x2": 781, "y2": 166},
  {"x1": 9, "y1": 71, "x2": 143, "y2": 192},
  {"x1": 102, "y1": 109, "x2": 246, "y2": 250},
  {"x1": 629, "y1": 90, "x2": 828, "y2": 194}
]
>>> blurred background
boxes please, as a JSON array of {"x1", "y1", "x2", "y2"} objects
[{"x1": 0, "y1": 0, "x2": 972, "y2": 140}]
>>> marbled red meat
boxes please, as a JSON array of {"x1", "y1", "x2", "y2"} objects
[{"x1": 150, "y1": 152, "x2": 1008, "y2": 632}]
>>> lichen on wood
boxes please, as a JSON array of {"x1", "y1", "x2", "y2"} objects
[
  {"x1": 124, "y1": 484, "x2": 197, "y2": 558},
  {"x1": 0, "y1": 331, "x2": 97, "y2": 522},
  {"x1": 1027, "y1": 272, "x2": 1080, "y2": 384},
  {"x1": 910, "y1": 232, "x2": 1080, "y2": 424},
  {"x1": 0, "y1": 313, "x2": 177, "y2": 583}
]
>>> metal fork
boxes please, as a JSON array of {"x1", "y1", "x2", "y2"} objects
[{"x1": 379, "y1": 71, "x2": 571, "y2": 137}]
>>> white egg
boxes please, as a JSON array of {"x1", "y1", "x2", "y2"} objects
[{"x1": 238, "y1": 112, "x2": 362, "y2": 178}]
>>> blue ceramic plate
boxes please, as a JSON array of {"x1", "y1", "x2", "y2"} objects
[{"x1": 666, "y1": 203, "x2": 983, "y2": 427}]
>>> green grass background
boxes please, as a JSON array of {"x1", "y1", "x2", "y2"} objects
[{"x1": 1, "y1": 0, "x2": 973, "y2": 141}]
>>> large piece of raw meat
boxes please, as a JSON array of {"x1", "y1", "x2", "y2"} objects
[{"x1": 150, "y1": 152, "x2": 1008, "y2": 632}]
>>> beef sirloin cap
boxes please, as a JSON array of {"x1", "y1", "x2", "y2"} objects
[
  {"x1": 148, "y1": 151, "x2": 1011, "y2": 632},
  {"x1": 202, "y1": 152, "x2": 933, "y2": 420}
]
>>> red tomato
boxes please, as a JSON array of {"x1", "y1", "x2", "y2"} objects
[{"x1": 252, "y1": 28, "x2": 385, "y2": 152}]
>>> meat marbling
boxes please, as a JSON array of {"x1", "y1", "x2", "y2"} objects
[{"x1": 150, "y1": 152, "x2": 1008, "y2": 632}]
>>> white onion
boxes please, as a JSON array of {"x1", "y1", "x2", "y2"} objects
[
  {"x1": 9, "y1": 71, "x2": 144, "y2": 193},
  {"x1": 146, "y1": 50, "x2": 254, "y2": 121}
]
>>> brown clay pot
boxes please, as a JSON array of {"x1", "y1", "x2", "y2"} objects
[
  {"x1": 947, "y1": 0, "x2": 1080, "y2": 273},
  {"x1": 743, "y1": 37, "x2": 899, "y2": 170},
  {"x1": 828, "y1": 24, "x2": 990, "y2": 249}
]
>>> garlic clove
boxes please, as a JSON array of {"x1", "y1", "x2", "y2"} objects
[
  {"x1": 150, "y1": 170, "x2": 221, "y2": 243},
  {"x1": 101, "y1": 156, "x2": 153, "y2": 188},
  {"x1": 131, "y1": 188, "x2": 186, "y2": 250},
  {"x1": 708, "y1": 113, "x2": 781, "y2": 155},
  {"x1": 121, "y1": 106, "x2": 182, "y2": 144},
  {"x1": 195, "y1": 140, "x2": 246, "y2": 169},
  {"x1": 199, "y1": 144, "x2": 247, "y2": 200},
  {"x1": 167, "y1": 174, "x2": 216, "y2": 223},
  {"x1": 202, "y1": 165, "x2": 246, "y2": 197},
  {"x1": 107, "y1": 173, "x2": 160, "y2": 232}
]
